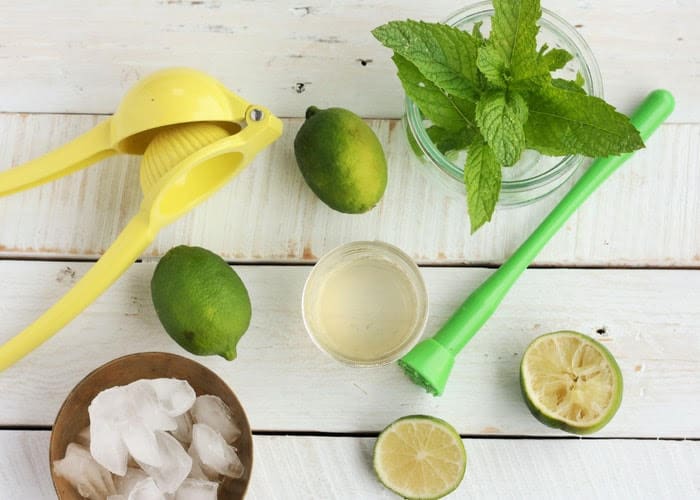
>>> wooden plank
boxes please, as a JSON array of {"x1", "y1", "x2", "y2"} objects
[
  {"x1": 0, "y1": 431, "x2": 56, "y2": 500},
  {"x1": 0, "y1": 114, "x2": 697, "y2": 266},
  {"x1": 0, "y1": 1, "x2": 696, "y2": 122},
  {"x1": 0, "y1": 262, "x2": 698, "y2": 438},
  {"x1": 3, "y1": 431, "x2": 699, "y2": 499}
]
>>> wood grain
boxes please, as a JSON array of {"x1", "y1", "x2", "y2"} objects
[
  {"x1": 0, "y1": 261, "x2": 697, "y2": 438},
  {"x1": 3, "y1": 431, "x2": 699, "y2": 499},
  {"x1": 0, "y1": 114, "x2": 697, "y2": 266},
  {"x1": 0, "y1": 1, "x2": 697, "y2": 122}
]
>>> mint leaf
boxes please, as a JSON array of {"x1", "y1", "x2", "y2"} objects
[
  {"x1": 524, "y1": 85, "x2": 645, "y2": 157},
  {"x1": 393, "y1": 53, "x2": 476, "y2": 132},
  {"x1": 489, "y1": 0, "x2": 540, "y2": 66},
  {"x1": 373, "y1": 20, "x2": 481, "y2": 100},
  {"x1": 476, "y1": 45, "x2": 508, "y2": 88},
  {"x1": 575, "y1": 72, "x2": 585, "y2": 86},
  {"x1": 509, "y1": 61, "x2": 551, "y2": 91},
  {"x1": 427, "y1": 125, "x2": 473, "y2": 154},
  {"x1": 472, "y1": 21, "x2": 486, "y2": 45},
  {"x1": 541, "y1": 47, "x2": 573, "y2": 71},
  {"x1": 464, "y1": 140, "x2": 501, "y2": 233},
  {"x1": 477, "y1": 0, "x2": 548, "y2": 87},
  {"x1": 475, "y1": 90, "x2": 528, "y2": 166},
  {"x1": 552, "y1": 78, "x2": 585, "y2": 93}
]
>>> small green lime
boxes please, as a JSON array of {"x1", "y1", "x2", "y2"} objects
[
  {"x1": 373, "y1": 415, "x2": 466, "y2": 499},
  {"x1": 294, "y1": 106, "x2": 387, "y2": 214},
  {"x1": 151, "y1": 246, "x2": 251, "y2": 361},
  {"x1": 520, "y1": 331, "x2": 623, "y2": 435}
]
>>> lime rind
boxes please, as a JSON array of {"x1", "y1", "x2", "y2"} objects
[
  {"x1": 373, "y1": 415, "x2": 466, "y2": 500},
  {"x1": 520, "y1": 331, "x2": 623, "y2": 435}
]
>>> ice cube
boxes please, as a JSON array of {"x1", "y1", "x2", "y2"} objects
[
  {"x1": 126, "y1": 478, "x2": 166, "y2": 500},
  {"x1": 88, "y1": 386, "x2": 131, "y2": 424},
  {"x1": 89, "y1": 385, "x2": 133, "y2": 476},
  {"x1": 171, "y1": 411, "x2": 193, "y2": 445},
  {"x1": 127, "y1": 380, "x2": 177, "y2": 432},
  {"x1": 52, "y1": 442, "x2": 116, "y2": 499},
  {"x1": 191, "y1": 423, "x2": 244, "y2": 479},
  {"x1": 122, "y1": 422, "x2": 161, "y2": 467},
  {"x1": 187, "y1": 443, "x2": 218, "y2": 481},
  {"x1": 107, "y1": 496, "x2": 126, "y2": 500},
  {"x1": 174, "y1": 478, "x2": 219, "y2": 500},
  {"x1": 76, "y1": 426, "x2": 91, "y2": 448},
  {"x1": 90, "y1": 417, "x2": 129, "y2": 476},
  {"x1": 190, "y1": 395, "x2": 241, "y2": 444},
  {"x1": 141, "y1": 378, "x2": 196, "y2": 417},
  {"x1": 137, "y1": 431, "x2": 192, "y2": 494},
  {"x1": 115, "y1": 467, "x2": 149, "y2": 496},
  {"x1": 87, "y1": 378, "x2": 199, "y2": 480}
]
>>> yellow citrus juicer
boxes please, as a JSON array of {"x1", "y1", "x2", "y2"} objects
[{"x1": 0, "y1": 68, "x2": 283, "y2": 371}]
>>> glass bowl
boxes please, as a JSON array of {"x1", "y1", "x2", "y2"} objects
[
  {"x1": 302, "y1": 241, "x2": 428, "y2": 367},
  {"x1": 404, "y1": 1, "x2": 604, "y2": 206}
]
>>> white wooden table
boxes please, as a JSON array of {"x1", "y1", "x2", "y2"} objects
[{"x1": 0, "y1": 1, "x2": 698, "y2": 498}]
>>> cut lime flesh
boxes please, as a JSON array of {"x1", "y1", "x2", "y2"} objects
[
  {"x1": 521, "y1": 331, "x2": 623, "y2": 434},
  {"x1": 373, "y1": 415, "x2": 466, "y2": 499}
]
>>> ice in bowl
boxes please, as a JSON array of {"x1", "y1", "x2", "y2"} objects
[{"x1": 52, "y1": 378, "x2": 244, "y2": 499}]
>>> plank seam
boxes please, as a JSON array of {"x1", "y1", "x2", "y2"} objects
[
  {"x1": 0, "y1": 256, "x2": 699, "y2": 271},
  {"x1": 2, "y1": 426, "x2": 697, "y2": 441}
]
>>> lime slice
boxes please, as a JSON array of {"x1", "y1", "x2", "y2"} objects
[
  {"x1": 520, "y1": 331, "x2": 623, "y2": 435},
  {"x1": 373, "y1": 415, "x2": 466, "y2": 499}
]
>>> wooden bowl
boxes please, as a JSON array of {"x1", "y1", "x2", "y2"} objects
[{"x1": 49, "y1": 352, "x2": 253, "y2": 499}]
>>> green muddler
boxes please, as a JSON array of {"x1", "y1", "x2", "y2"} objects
[{"x1": 399, "y1": 89, "x2": 676, "y2": 396}]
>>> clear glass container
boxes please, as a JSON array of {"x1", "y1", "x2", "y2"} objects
[
  {"x1": 302, "y1": 241, "x2": 428, "y2": 367},
  {"x1": 404, "y1": 1, "x2": 604, "y2": 206}
]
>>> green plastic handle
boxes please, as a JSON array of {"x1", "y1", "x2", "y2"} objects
[{"x1": 399, "y1": 90, "x2": 675, "y2": 395}]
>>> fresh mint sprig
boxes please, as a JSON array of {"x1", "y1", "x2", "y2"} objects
[{"x1": 373, "y1": 0, "x2": 644, "y2": 232}]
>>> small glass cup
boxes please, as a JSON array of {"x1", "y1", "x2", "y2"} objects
[
  {"x1": 302, "y1": 241, "x2": 428, "y2": 367},
  {"x1": 404, "y1": 1, "x2": 604, "y2": 206}
]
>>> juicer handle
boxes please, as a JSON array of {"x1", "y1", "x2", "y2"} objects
[
  {"x1": 0, "y1": 119, "x2": 116, "y2": 197},
  {"x1": 0, "y1": 214, "x2": 153, "y2": 372}
]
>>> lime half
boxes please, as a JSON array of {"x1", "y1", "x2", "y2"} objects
[
  {"x1": 520, "y1": 331, "x2": 623, "y2": 435},
  {"x1": 373, "y1": 415, "x2": 466, "y2": 499}
]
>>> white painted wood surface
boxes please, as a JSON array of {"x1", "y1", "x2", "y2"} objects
[
  {"x1": 1, "y1": 114, "x2": 698, "y2": 266},
  {"x1": 0, "y1": 261, "x2": 698, "y2": 438},
  {"x1": 0, "y1": 1, "x2": 697, "y2": 122},
  {"x1": 3, "y1": 431, "x2": 699, "y2": 499},
  {"x1": 0, "y1": 0, "x2": 698, "y2": 497}
]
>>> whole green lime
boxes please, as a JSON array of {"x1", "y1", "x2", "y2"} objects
[
  {"x1": 294, "y1": 106, "x2": 387, "y2": 214},
  {"x1": 151, "y1": 246, "x2": 251, "y2": 361}
]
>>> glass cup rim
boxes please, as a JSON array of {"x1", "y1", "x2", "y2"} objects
[
  {"x1": 405, "y1": 1, "x2": 604, "y2": 191},
  {"x1": 301, "y1": 240, "x2": 429, "y2": 367}
]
